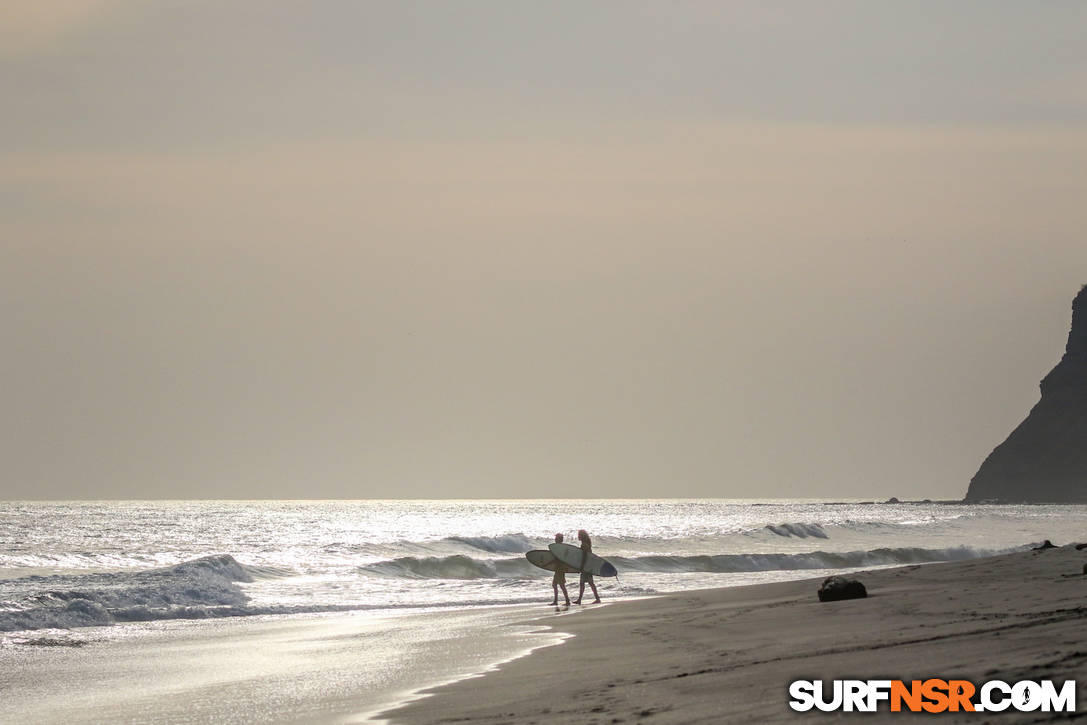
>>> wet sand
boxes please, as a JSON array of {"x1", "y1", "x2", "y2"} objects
[
  {"x1": 385, "y1": 545, "x2": 1087, "y2": 724},
  {"x1": 0, "y1": 606, "x2": 559, "y2": 725}
]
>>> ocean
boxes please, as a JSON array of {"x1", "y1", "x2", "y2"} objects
[{"x1": 2, "y1": 499, "x2": 1085, "y2": 722}]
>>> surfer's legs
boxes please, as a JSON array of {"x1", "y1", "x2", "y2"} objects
[
  {"x1": 575, "y1": 573, "x2": 599, "y2": 604},
  {"x1": 587, "y1": 576, "x2": 600, "y2": 603},
  {"x1": 552, "y1": 573, "x2": 569, "y2": 605}
]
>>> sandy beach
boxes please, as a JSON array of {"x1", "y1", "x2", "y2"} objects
[{"x1": 385, "y1": 545, "x2": 1087, "y2": 724}]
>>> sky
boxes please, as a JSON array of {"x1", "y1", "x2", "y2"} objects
[{"x1": 2, "y1": 1, "x2": 1086, "y2": 500}]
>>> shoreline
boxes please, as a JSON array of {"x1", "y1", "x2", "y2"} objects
[
  {"x1": 0, "y1": 605, "x2": 564, "y2": 725},
  {"x1": 382, "y1": 545, "x2": 1087, "y2": 724}
]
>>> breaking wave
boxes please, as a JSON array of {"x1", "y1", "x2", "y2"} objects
[
  {"x1": 357, "y1": 544, "x2": 1021, "y2": 581},
  {"x1": 754, "y1": 519, "x2": 942, "y2": 540},
  {"x1": 764, "y1": 522, "x2": 829, "y2": 539},
  {"x1": 0, "y1": 555, "x2": 301, "y2": 633},
  {"x1": 442, "y1": 533, "x2": 536, "y2": 553}
]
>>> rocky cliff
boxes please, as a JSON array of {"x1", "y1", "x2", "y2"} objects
[{"x1": 964, "y1": 285, "x2": 1087, "y2": 502}]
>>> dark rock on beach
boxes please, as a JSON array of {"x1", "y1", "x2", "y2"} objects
[
  {"x1": 817, "y1": 576, "x2": 867, "y2": 602},
  {"x1": 965, "y1": 285, "x2": 1087, "y2": 503}
]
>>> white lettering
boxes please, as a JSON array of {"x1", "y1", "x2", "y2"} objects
[
  {"x1": 791, "y1": 677, "x2": 1076, "y2": 714},
  {"x1": 1040, "y1": 680, "x2": 1076, "y2": 712},
  {"x1": 866, "y1": 680, "x2": 892, "y2": 711},
  {"x1": 843, "y1": 680, "x2": 867, "y2": 712},
  {"x1": 1012, "y1": 680, "x2": 1042, "y2": 711},
  {"x1": 788, "y1": 680, "x2": 816, "y2": 712},
  {"x1": 814, "y1": 680, "x2": 843, "y2": 712},
  {"x1": 981, "y1": 680, "x2": 1011, "y2": 711}
]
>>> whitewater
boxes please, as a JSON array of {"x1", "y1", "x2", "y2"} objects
[{"x1": 2, "y1": 499, "x2": 1086, "y2": 722}]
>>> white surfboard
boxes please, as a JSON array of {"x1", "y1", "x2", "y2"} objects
[
  {"x1": 548, "y1": 542, "x2": 618, "y2": 577},
  {"x1": 525, "y1": 549, "x2": 577, "y2": 573}
]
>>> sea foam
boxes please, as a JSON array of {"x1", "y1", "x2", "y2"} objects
[{"x1": 0, "y1": 554, "x2": 259, "y2": 632}]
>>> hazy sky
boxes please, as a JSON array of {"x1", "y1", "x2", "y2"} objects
[{"x1": 3, "y1": 1, "x2": 1086, "y2": 500}]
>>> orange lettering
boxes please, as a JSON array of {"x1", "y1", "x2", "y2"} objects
[
  {"x1": 921, "y1": 679, "x2": 950, "y2": 713},
  {"x1": 947, "y1": 680, "x2": 975, "y2": 711},
  {"x1": 891, "y1": 680, "x2": 923, "y2": 712}
]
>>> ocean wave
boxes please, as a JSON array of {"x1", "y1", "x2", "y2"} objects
[
  {"x1": 240, "y1": 563, "x2": 297, "y2": 579},
  {"x1": 764, "y1": 522, "x2": 829, "y2": 539},
  {"x1": 329, "y1": 523, "x2": 979, "y2": 560},
  {"x1": 610, "y1": 545, "x2": 1018, "y2": 574},
  {"x1": 0, "y1": 543, "x2": 1030, "y2": 632},
  {"x1": 752, "y1": 518, "x2": 961, "y2": 541},
  {"x1": 360, "y1": 555, "x2": 537, "y2": 580},
  {"x1": 442, "y1": 533, "x2": 536, "y2": 553},
  {"x1": 0, "y1": 552, "x2": 300, "y2": 576},
  {"x1": 357, "y1": 543, "x2": 1022, "y2": 581},
  {"x1": 833, "y1": 519, "x2": 936, "y2": 533},
  {"x1": 0, "y1": 554, "x2": 272, "y2": 633},
  {"x1": 0, "y1": 551, "x2": 174, "y2": 571}
]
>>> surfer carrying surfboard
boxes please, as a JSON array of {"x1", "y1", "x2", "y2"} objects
[
  {"x1": 550, "y1": 533, "x2": 571, "y2": 606},
  {"x1": 574, "y1": 529, "x2": 601, "y2": 604}
]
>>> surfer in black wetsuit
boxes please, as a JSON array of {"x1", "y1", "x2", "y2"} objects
[
  {"x1": 551, "y1": 533, "x2": 570, "y2": 606},
  {"x1": 574, "y1": 529, "x2": 601, "y2": 604}
]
